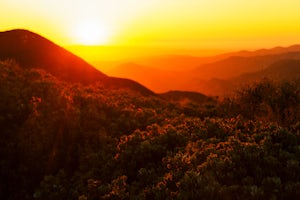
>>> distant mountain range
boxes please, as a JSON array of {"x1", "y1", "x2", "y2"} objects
[
  {"x1": 224, "y1": 44, "x2": 300, "y2": 57},
  {"x1": 192, "y1": 51, "x2": 300, "y2": 80},
  {"x1": 105, "y1": 44, "x2": 300, "y2": 72},
  {"x1": 187, "y1": 59, "x2": 300, "y2": 96},
  {"x1": 0, "y1": 29, "x2": 154, "y2": 96},
  {"x1": 232, "y1": 59, "x2": 300, "y2": 83},
  {"x1": 107, "y1": 44, "x2": 300, "y2": 96}
]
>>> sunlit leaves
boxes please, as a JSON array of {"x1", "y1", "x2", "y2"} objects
[{"x1": 1, "y1": 60, "x2": 300, "y2": 199}]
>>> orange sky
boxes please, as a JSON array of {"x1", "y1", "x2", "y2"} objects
[{"x1": 1, "y1": 0, "x2": 300, "y2": 52}]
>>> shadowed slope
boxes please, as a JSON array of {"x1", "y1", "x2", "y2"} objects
[
  {"x1": 0, "y1": 29, "x2": 154, "y2": 95},
  {"x1": 0, "y1": 29, "x2": 106, "y2": 84}
]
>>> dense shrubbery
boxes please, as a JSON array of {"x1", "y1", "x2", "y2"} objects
[
  {"x1": 0, "y1": 60, "x2": 300, "y2": 199},
  {"x1": 234, "y1": 79, "x2": 300, "y2": 126}
]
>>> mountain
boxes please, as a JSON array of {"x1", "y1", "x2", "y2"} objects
[
  {"x1": 225, "y1": 44, "x2": 300, "y2": 57},
  {"x1": 192, "y1": 51, "x2": 300, "y2": 80},
  {"x1": 196, "y1": 59, "x2": 300, "y2": 96},
  {"x1": 102, "y1": 44, "x2": 300, "y2": 95},
  {"x1": 108, "y1": 62, "x2": 191, "y2": 93},
  {"x1": 100, "y1": 44, "x2": 300, "y2": 73},
  {"x1": 0, "y1": 29, "x2": 107, "y2": 84},
  {"x1": 105, "y1": 44, "x2": 300, "y2": 72},
  {"x1": 233, "y1": 59, "x2": 300, "y2": 83},
  {"x1": 132, "y1": 54, "x2": 220, "y2": 71},
  {"x1": 107, "y1": 51, "x2": 300, "y2": 95},
  {"x1": 0, "y1": 29, "x2": 154, "y2": 95}
]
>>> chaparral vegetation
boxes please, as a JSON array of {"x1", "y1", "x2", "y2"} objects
[{"x1": 1, "y1": 59, "x2": 300, "y2": 199}]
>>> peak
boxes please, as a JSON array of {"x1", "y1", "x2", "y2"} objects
[
  {"x1": 2, "y1": 29, "x2": 33, "y2": 33},
  {"x1": 0, "y1": 29, "x2": 154, "y2": 95},
  {"x1": 0, "y1": 29, "x2": 52, "y2": 44},
  {"x1": 1, "y1": 29, "x2": 41, "y2": 38},
  {"x1": 0, "y1": 28, "x2": 108, "y2": 84}
]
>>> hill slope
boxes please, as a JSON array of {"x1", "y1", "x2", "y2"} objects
[
  {"x1": 0, "y1": 29, "x2": 107, "y2": 84},
  {"x1": 0, "y1": 29, "x2": 154, "y2": 95}
]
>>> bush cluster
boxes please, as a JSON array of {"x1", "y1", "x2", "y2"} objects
[{"x1": 0, "y1": 60, "x2": 299, "y2": 199}]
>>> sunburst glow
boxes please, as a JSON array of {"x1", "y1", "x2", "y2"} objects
[
  {"x1": 2, "y1": 0, "x2": 300, "y2": 49},
  {"x1": 72, "y1": 20, "x2": 110, "y2": 45}
]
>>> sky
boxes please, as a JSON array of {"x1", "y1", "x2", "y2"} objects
[{"x1": 1, "y1": 0, "x2": 300, "y2": 51}]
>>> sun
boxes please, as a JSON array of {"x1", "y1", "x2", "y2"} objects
[{"x1": 72, "y1": 20, "x2": 110, "y2": 45}]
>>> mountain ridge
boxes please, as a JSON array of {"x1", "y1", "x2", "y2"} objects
[
  {"x1": 198, "y1": 58, "x2": 300, "y2": 96},
  {"x1": 0, "y1": 29, "x2": 154, "y2": 96},
  {"x1": 192, "y1": 51, "x2": 300, "y2": 80},
  {"x1": 108, "y1": 50, "x2": 300, "y2": 95},
  {"x1": 0, "y1": 29, "x2": 107, "y2": 83}
]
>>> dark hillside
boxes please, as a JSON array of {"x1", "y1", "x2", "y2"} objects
[
  {"x1": 0, "y1": 29, "x2": 154, "y2": 95},
  {"x1": 0, "y1": 29, "x2": 106, "y2": 84}
]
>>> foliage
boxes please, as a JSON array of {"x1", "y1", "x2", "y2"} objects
[
  {"x1": 233, "y1": 78, "x2": 300, "y2": 126},
  {"x1": 0, "y1": 60, "x2": 300, "y2": 199}
]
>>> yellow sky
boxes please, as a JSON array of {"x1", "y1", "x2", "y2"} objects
[{"x1": 1, "y1": 0, "x2": 300, "y2": 50}]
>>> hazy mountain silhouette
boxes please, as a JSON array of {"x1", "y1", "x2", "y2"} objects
[
  {"x1": 0, "y1": 29, "x2": 154, "y2": 95},
  {"x1": 198, "y1": 59, "x2": 300, "y2": 96},
  {"x1": 106, "y1": 44, "x2": 300, "y2": 95},
  {"x1": 192, "y1": 51, "x2": 300, "y2": 80},
  {"x1": 225, "y1": 44, "x2": 300, "y2": 57},
  {"x1": 132, "y1": 55, "x2": 219, "y2": 71},
  {"x1": 232, "y1": 59, "x2": 300, "y2": 83},
  {"x1": 108, "y1": 62, "x2": 192, "y2": 93},
  {"x1": 104, "y1": 44, "x2": 300, "y2": 73}
]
